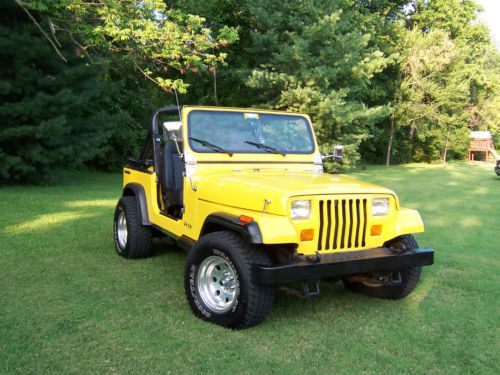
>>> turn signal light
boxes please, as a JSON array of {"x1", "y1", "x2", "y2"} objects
[
  {"x1": 370, "y1": 225, "x2": 382, "y2": 236},
  {"x1": 239, "y1": 215, "x2": 254, "y2": 223},
  {"x1": 300, "y1": 229, "x2": 314, "y2": 241}
]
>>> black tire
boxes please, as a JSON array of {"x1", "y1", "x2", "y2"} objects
[
  {"x1": 184, "y1": 231, "x2": 274, "y2": 329},
  {"x1": 343, "y1": 234, "x2": 422, "y2": 299},
  {"x1": 113, "y1": 196, "x2": 152, "y2": 259}
]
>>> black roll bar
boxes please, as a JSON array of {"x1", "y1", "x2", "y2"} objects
[{"x1": 150, "y1": 106, "x2": 182, "y2": 175}]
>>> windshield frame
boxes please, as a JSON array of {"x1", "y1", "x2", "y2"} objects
[{"x1": 186, "y1": 109, "x2": 316, "y2": 156}]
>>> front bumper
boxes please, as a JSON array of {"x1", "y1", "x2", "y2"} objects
[{"x1": 253, "y1": 247, "x2": 434, "y2": 285}]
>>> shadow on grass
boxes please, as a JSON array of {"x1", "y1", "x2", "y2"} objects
[{"x1": 150, "y1": 238, "x2": 185, "y2": 258}]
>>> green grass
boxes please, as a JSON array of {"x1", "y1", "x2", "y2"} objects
[{"x1": 1, "y1": 163, "x2": 499, "y2": 374}]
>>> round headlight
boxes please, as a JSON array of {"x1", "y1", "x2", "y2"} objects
[
  {"x1": 372, "y1": 197, "x2": 389, "y2": 216},
  {"x1": 291, "y1": 200, "x2": 311, "y2": 219}
]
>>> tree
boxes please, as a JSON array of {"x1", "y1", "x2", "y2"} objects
[
  {"x1": 386, "y1": 0, "x2": 500, "y2": 164},
  {"x1": 465, "y1": 46, "x2": 500, "y2": 143},
  {"x1": 0, "y1": 2, "x2": 122, "y2": 183},
  {"x1": 387, "y1": 28, "x2": 467, "y2": 164}
]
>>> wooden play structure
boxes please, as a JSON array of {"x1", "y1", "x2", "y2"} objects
[{"x1": 468, "y1": 131, "x2": 499, "y2": 161}]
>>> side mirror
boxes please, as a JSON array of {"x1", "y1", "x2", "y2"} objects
[
  {"x1": 163, "y1": 121, "x2": 182, "y2": 141},
  {"x1": 163, "y1": 121, "x2": 182, "y2": 135},
  {"x1": 322, "y1": 144, "x2": 343, "y2": 161},
  {"x1": 163, "y1": 121, "x2": 183, "y2": 156}
]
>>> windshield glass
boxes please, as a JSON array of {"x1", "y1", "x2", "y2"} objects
[{"x1": 188, "y1": 110, "x2": 315, "y2": 154}]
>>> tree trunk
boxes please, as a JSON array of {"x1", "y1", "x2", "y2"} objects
[
  {"x1": 443, "y1": 126, "x2": 450, "y2": 163},
  {"x1": 386, "y1": 112, "x2": 395, "y2": 167},
  {"x1": 387, "y1": 71, "x2": 402, "y2": 167},
  {"x1": 408, "y1": 120, "x2": 416, "y2": 162}
]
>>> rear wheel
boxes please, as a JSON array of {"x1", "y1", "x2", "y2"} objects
[
  {"x1": 184, "y1": 231, "x2": 274, "y2": 329},
  {"x1": 113, "y1": 196, "x2": 152, "y2": 259},
  {"x1": 343, "y1": 234, "x2": 422, "y2": 299}
]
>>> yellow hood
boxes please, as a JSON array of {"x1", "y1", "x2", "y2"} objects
[{"x1": 196, "y1": 170, "x2": 396, "y2": 215}]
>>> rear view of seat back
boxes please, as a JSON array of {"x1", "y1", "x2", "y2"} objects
[{"x1": 160, "y1": 140, "x2": 184, "y2": 214}]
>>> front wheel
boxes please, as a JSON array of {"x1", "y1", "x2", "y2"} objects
[
  {"x1": 184, "y1": 231, "x2": 274, "y2": 329},
  {"x1": 343, "y1": 234, "x2": 422, "y2": 299}
]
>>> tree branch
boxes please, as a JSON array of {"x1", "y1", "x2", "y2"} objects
[
  {"x1": 55, "y1": 26, "x2": 95, "y2": 64},
  {"x1": 132, "y1": 60, "x2": 160, "y2": 86},
  {"x1": 14, "y1": 0, "x2": 68, "y2": 63}
]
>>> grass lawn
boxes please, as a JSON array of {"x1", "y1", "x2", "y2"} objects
[{"x1": 1, "y1": 162, "x2": 499, "y2": 374}]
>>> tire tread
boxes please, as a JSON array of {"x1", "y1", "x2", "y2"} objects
[
  {"x1": 185, "y1": 231, "x2": 274, "y2": 329},
  {"x1": 114, "y1": 196, "x2": 152, "y2": 259}
]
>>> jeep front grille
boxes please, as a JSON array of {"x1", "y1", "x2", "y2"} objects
[{"x1": 317, "y1": 198, "x2": 368, "y2": 251}]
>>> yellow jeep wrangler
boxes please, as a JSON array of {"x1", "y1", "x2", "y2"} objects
[{"x1": 113, "y1": 106, "x2": 434, "y2": 329}]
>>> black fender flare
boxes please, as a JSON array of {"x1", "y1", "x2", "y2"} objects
[
  {"x1": 200, "y1": 213, "x2": 263, "y2": 244},
  {"x1": 122, "y1": 183, "x2": 151, "y2": 226}
]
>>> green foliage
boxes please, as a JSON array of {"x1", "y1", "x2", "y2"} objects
[
  {"x1": 175, "y1": 0, "x2": 403, "y2": 169},
  {"x1": 25, "y1": 0, "x2": 238, "y2": 93},
  {"x1": 0, "y1": 2, "x2": 171, "y2": 183},
  {"x1": 3, "y1": 0, "x2": 500, "y2": 183},
  {"x1": 389, "y1": 0, "x2": 500, "y2": 163},
  {"x1": 89, "y1": 60, "x2": 170, "y2": 171},
  {"x1": 410, "y1": 0, "x2": 478, "y2": 35},
  {"x1": 392, "y1": 28, "x2": 468, "y2": 162},
  {"x1": 178, "y1": 0, "x2": 499, "y2": 167},
  {"x1": 466, "y1": 46, "x2": 500, "y2": 137},
  {"x1": 0, "y1": 2, "x2": 119, "y2": 183}
]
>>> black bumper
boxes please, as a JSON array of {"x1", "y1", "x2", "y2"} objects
[{"x1": 253, "y1": 247, "x2": 434, "y2": 285}]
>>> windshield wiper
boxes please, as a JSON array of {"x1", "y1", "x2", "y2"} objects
[
  {"x1": 244, "y1": 141, "x2": 286, "y2": 156},
  {"x1": 189, "y1": 137, "x2": 233, "y2": 156}
]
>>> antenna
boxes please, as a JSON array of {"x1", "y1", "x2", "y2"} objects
[{"x1": 173, "y1": 88, "x2": 181, "y2": 121}]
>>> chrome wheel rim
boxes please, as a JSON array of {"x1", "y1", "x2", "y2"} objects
[
  {"x1": 117, "y1": 211, "x2": 127, "y2": 249},
  {"x1": 197, "y1": 255, "x2": 238, "y2": 313}
]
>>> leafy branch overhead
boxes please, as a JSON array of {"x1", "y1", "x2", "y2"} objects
[{"x1": 20, "y1": 0, "x2": 238, "y2": 93}]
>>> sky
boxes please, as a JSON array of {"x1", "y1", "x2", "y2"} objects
[{"x1": 476, "y1": 0, "x2": 500, "y2": 48}]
